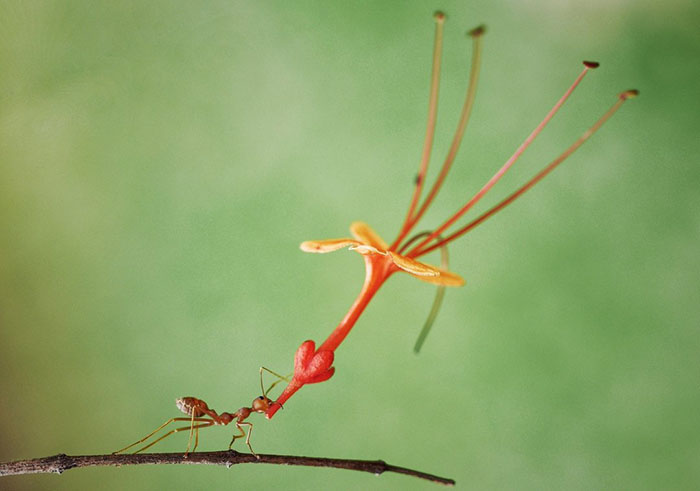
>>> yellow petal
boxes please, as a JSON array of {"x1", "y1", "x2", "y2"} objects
[
  {"x1": 300, "y1": 238, "x2": 362, "y2": 253},
  {"x1": 348, "y1": 244, "x2": 385, "y2": 255},
  {"x1": 412, "y1": 268, "x2": 466, "y2": 287},
  {"x1": 350, "y1": 222, "x2": 389, "y2": 251},
  {"x1": 388, "y1": 251, "x2": 465, "y2": 287},
  {"x1": 388, "y1": 251, "x2": 439, "y2": 276}
]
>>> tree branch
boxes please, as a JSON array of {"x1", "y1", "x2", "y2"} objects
[{"x1": 0, "y1": 450, "x2": 455, "y2": 486}]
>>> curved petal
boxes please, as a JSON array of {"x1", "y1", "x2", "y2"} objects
[
  {"x1": 350, "y1": 222, "x2": 389, "y2": 251},
  {"x1": 348, "y1": 244, "x2": 385, "y2": 256},
  {"x1": 388, "y1": 251, "x2": 465, "y2": 287},
  {"x1": 388, "y1": 251, "x2": 439, "y2": 276},
  {"x1": 300, "y1": 238, "x2": 361, "y2": 253},
  {"x1": 293, "y1": 340, "x2": 335, "y2": 384},
  {"x1": 412, "y1": 268, "x2": 466, "y2": 287}
]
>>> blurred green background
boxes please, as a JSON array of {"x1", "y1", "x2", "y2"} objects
[{"x1": 1, "y1": 1, "x2": 698, "y2": 489}]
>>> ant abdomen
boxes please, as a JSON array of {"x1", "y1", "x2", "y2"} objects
[{"x1": 175, "y1": 397, "x2": 207, "y2": 417}]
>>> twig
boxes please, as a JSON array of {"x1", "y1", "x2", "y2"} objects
[{"x1": 0, "y1": 450, "x2": 455, "y2": 485}]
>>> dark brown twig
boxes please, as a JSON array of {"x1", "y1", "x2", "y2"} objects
[{"x1": 0, "y1": 451, "x2": 455, "y2": 486}]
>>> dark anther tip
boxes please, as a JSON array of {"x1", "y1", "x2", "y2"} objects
[{"x1": 468, "y1": 25, "x2": 486, "y2": 37}]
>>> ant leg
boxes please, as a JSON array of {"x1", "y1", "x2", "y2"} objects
[
  {"x1": 185, "y1": 407, "x2": 197, "y2": 455},
  {"x1": 135, "y1": 420, "x2": 215, "y2": 454},
  {"x1": 131, "y1": 419, "x2": 214, "y2": 454},
  {"x1": 228, "y1": 424, "x2": 246, "y2": 450},
  {"x1": 238, "y1": 421, "x2": 258, "y2": 458},
  {"x1": 113, "y1": 417, "x2": 195, "y2": 454},
  {"x1": 260, "y1": 366, "x2": 292, "y2": 397}
]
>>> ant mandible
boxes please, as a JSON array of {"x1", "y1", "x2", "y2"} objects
[{"x1": 112, "y1": 367, "x2": 289, "y2": 458}]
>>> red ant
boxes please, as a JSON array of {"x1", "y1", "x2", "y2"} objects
[{"x1": 112, "y1": 367, "x2": 289, "y2": 458}]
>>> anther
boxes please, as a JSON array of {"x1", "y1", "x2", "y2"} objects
[{"x1": 469, "y1": 25, "x2": 486, "y2": 37}]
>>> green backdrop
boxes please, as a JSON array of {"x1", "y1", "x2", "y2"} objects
[{"x1": 1, "y1": 1, "x2": 698, "y2": 489}]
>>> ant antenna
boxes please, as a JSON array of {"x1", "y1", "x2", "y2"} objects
[{"x1": 259, "y1": 366, "x2": 291, "y2": 397}]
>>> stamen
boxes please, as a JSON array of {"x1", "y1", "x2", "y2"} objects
[
  {"x1": 412, "y1": 89, "x2": 639, "y2": 258},
  {"x1": 414, "y1": 279, "x2": 446, "y2": 353},
  {"x1": 398, "y1": 231, "x2": 450, "y2": 352},
  {"x1": 393, "y1": 12, "x2": 446, "y2": 248},
  {"x1": 413, "y1": 237, "x2": 449, "y2": 354},
  {"x1": 407, "y1": 61, "x2": 598, "y2": 257},
  {"x1": 393, "y1": 25, "x2": 486, "y2": 249}
]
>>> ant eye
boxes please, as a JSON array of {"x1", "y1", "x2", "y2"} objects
[{"x1": 257, "y1": 396, "x2": 264, "y2": 400}]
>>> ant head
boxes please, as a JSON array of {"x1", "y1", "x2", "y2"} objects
[{"x1": 251, "y1": 395, "x2": 272, "y2": 413}]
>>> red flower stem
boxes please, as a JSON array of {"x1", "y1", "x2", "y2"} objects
[
  {"x1": 318, "y1": 255, "x2": 394, "y2": 352},
  {"x1": 407, "y1": 61, "x2": 598, "y2": 257},
  {"x1": 394, "y1": 12, "x2": 445, "y2": 248},
  {"x1": 412, "y1": 90, "x2": 638, "y2": 258},
  {"x1": 266, "y1": 256, "x2": 395, "y2": 419},
  {"x1": 267, "y1": 379, "x2": 303, "y2": 418}
]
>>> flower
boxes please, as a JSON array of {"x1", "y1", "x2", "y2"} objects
[
  {"x1": 300, "y1": 221, "x2": 465, "y2": 287},
  {"x1": 265, "y1": 12, "x2": 636, "y2": 419}
]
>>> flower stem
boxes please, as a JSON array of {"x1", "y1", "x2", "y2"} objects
[
  {"x1": 318, "y1": 255, "x2": 393, "y2": 352},
  {"x1": 267, "y1": 255, "x2": 395, "y2": 419}
]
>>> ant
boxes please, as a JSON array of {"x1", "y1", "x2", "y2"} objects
[{"x1": 112, "y1": 367, "x2": 289, "y2": 458}]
